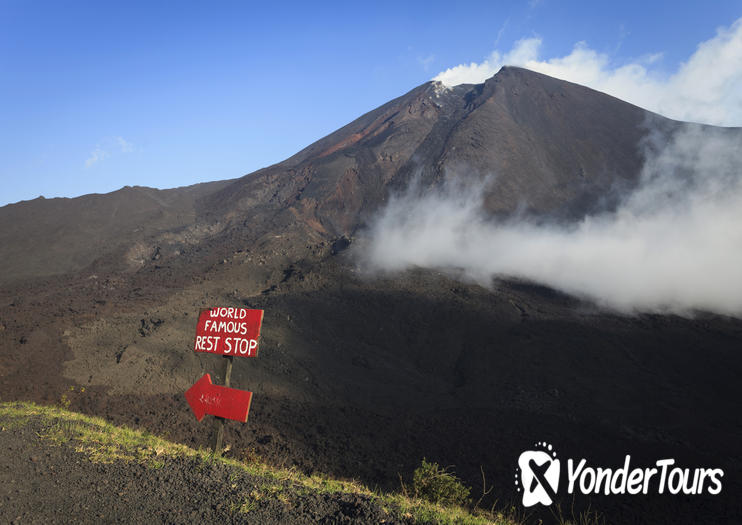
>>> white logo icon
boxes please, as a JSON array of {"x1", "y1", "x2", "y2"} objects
[
  {"x1": 516, "y1": 442, "x2": 560, "y2": 507},
  {"x1": 515, "y1": 443, "x2": 723, "y2": 506}
]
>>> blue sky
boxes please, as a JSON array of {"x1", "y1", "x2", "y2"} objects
[{"x1": 1, "y1": 1, "x2": 741, "y2": 206}]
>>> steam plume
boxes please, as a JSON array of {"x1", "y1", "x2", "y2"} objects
[{"x1": 362, "y1": 126, "x2": 742, "y2": 317}]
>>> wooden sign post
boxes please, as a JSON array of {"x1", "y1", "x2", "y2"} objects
[
  {"x1": 186, "y1": 307, "x2": 264, "y2": 455},
  {"x1": 214, "y1": 355, "x2": 233, "y2": 454}
]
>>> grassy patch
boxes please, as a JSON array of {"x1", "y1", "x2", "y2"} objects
[{"x1": 413, "y1": 458, "x2": 471, "y2": 507}]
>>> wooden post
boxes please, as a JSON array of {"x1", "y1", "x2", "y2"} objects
[{"x1": 213, "y1": 355, "x2": 234, "y2": 455}]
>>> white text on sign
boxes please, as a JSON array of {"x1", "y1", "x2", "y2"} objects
[
  {"x1": 194, "y1": 335, "x2": 258, "y2": 356},
  {"x1": 193, "y1": 307, "x2": 264, "y2": 358}
]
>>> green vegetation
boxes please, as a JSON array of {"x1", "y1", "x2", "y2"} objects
[
  {"x1": 413, "y1": 458, "x2": 471, "y2": 507},
  {"x1": 551, "y1": 501, "x2": 606, "y2": 525},
  {"x1": 0, "y1": 400, "x2": 603, "y2": 525}
]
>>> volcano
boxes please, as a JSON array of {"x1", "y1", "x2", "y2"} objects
[{"x1": 1, "y1": 67, "x2": 740, "y2": 524}]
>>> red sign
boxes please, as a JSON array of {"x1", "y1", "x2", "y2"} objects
[
  {"x1": 194, "y1": 307, "x2": 264, "y2": 357},
  {"x1": 185, "y1": 373, "x2": 253, "y2": 422}
]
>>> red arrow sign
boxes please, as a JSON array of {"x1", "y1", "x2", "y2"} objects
[{"x1": 184, "y1": 373, "x2": 253, "y2": 423}]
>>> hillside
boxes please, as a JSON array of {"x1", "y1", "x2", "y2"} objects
[
  {"x1": 0, "y1": 401, "x2": 512, "y2": 524},
  {"x1": 0, "y1": 181, "x2": 233, "y2": 286}
]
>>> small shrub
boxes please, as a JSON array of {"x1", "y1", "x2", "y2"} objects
[
  {"x1": 59, "y1": 394, "x2": 71, "y2": 409},
  {"x1": 413, "y1": 458, "x2": 471, "y2": 507}
]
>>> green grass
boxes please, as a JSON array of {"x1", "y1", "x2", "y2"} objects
[{"x1": 0, "y1": 400, "x2": 539, "y2": 525}]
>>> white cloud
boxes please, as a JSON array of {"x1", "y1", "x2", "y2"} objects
[
  {"x1": 433, "y1": 37, "x2": 541, "y2": 86},
  {"x1": 433, "y1": 17, "x2": 742, "y2": 126},
  {"x1": 116, "y1": 136, "x2": 134, "y2": 153},
  {"x1": 362, "y1": 126, "x2": 742, "y2": 317},
  {"x1": 84, "y1": 136, "x2": 134, "y2": 168},
  {"x1": 84, "y1": 147, "x2": 108, "y2": 168}
]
